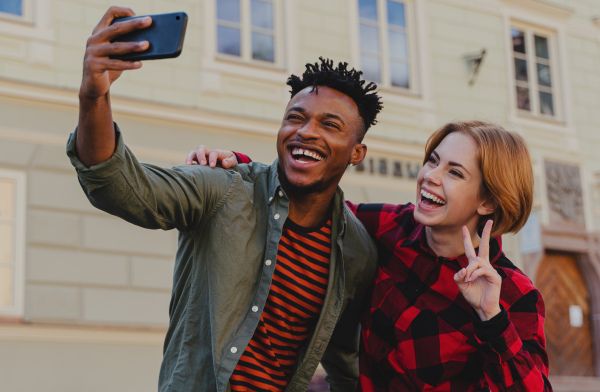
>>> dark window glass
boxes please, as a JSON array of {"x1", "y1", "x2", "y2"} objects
[
  {"x1": 251, "y1": 0, "x2": 273, "y2": 29},
  {"x1": 535, "y1": 35, "x2": 549, "y2": 59},
  {"x1": 539, "y1": 92, "x2": 554, "y2": 116},
  {"x1": 387, "y1": 1, "x2": 405, "y2": 27},
  {"x1": 252, "y1": 33, "x2": 274, "y2": 61},
  {"x1": 359, "y1": 0, "x2": 378, "y2": 20},
  {"x1": 0, "y1": 0, "x2": 22, "y2": 16},
  {"x1": 217, "y1": 25, "x2": 241, "y2": 56},
  {"x1": 512, "y1": 28, "x2": 526, "y2": 53},
  {"x1": 517, "y1": 87, "x2": 531, "y2": 111},
  {"x1": 514, "y1": 58, "x2": 528, "y2": 82}
]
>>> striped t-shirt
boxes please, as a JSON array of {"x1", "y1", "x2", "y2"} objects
[{"x1": 229, "y1": 218, "x2": 332, "y2": 392}]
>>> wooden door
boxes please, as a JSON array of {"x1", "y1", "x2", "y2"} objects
[{"x1": 536, "y1": 252, "x2": 595, "y2": 376}]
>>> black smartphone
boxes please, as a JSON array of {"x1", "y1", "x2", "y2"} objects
[{"x1": 110, "y1": 12, "x2": 188, "y2": 61}]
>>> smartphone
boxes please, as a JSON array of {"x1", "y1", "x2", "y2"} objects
[{"x1": 110, "y1": 12, "x2": 188, "y2": 61}]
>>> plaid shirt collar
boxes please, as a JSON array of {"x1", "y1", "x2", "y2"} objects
[{"x1": 400, "y1": 218, "x2": 503, "y2": 270}]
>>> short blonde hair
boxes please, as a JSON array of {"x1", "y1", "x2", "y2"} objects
[{"x1": 423, "y1": 120, "x2": 534, "y2": 238}]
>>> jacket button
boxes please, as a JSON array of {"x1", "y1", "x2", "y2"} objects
[
  {"x1": 274, "y1": 214, "x2": 280, "y2": 220},
  {"x1": 230, "y1": 347, "x2": 238, "y2": 354},
  {"x1": 278, "y1": 191, "x2": 284, "y2": 197},
  {"x1": 252, "y1": 306, "x2": 259, "y2": 313},
  {"x1": 265, "y1": 259, "x2": 272, "y2": 266}
]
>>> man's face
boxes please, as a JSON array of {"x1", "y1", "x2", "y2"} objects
[{"x1": 276, "y1": 86, "x2": 366, "y2": 196}]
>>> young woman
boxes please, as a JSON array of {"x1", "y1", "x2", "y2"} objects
[{"x1": 186, "y1": 120, "x2": 551, "y2": 391}]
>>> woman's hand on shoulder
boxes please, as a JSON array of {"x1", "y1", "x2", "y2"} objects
[
  {"x1": 454, "y1": 220, "x2": 502, "y2": 321},
  {"x1": 185, "y1": 145, "x2": 238, "y2": 169}
]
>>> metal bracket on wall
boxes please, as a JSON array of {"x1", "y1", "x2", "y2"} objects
[{"x1": 463, "y1": 48, "x2": 487, "y2": 86}]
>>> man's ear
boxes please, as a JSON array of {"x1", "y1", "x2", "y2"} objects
[
  {"x1": 349, "y1": 143, "x2": 367, "y2": 166},
  {"x1": 477, "y1": 198, "x2": 497, "y2": 216}
]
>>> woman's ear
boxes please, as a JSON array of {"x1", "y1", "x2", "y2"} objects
[{"x1": 477, "y1": 198, "x2": 497, "y2": 216}]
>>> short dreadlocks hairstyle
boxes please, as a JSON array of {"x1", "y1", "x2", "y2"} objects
[{"x1": 287, "y1": 57, "x2": 383, "y2": 141}]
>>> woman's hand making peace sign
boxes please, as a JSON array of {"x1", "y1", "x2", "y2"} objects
[{"x1": 454, "y1": 220, "x2": 502, "y2": 321}]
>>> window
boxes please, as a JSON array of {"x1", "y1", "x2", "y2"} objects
[
  {"x1": 0, "y1": 0, "x2": 32, "y2": 22},
  {"x1": 0, "y1": 0, "x2": 22, "y2": 16},
  {"x1": 511, "y1": 26, "x2": 558, "y2": 119},
  {"x1": 0, "y1": 169, "x2": 25, "y2": 317},
  {"x1": 358, "y1": 0, "x2": 415, "y2": 90},
  {"x1": 217, "y1": 0, "x2": 276, "y2": 63}
]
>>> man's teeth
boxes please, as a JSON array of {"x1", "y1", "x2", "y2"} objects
[
  {"x1": 292, "y1": 148, "x2": 323, "y2": 161},
  {"x1": 420, "y1": 189, "x2": 446, "y2": 205}
]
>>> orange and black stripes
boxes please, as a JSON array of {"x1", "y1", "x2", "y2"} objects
[{"x1": 230, "y1": 219, "x2": 332, "y2": 392}]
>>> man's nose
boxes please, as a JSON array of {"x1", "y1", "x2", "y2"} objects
[{"x1": 296, "y1": 119, "x2": 319, "y2": 139}]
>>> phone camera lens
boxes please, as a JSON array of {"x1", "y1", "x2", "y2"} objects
[{"x1": 176, "y1": 16, "x2": 180, "y2": 20}]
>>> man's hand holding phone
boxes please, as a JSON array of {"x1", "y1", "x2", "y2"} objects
[{"x1": 80, "y1": 6, "x2": 151, "y2": 101}]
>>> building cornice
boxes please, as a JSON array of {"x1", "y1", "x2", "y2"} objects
[{"x1": 501, "y1": 0, "x2": 574, "y2": 20}]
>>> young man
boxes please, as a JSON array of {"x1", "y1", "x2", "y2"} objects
[{"x1": 68, "y1": 7, "x2": 383, "y2": 392}]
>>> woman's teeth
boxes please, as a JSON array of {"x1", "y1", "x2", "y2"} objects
[{"x1": 421, "y1": 189, "x2": 446, "y2": 205}]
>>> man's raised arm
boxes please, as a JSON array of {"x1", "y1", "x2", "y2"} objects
[{"x1": 77, "y1": 6, "x2": 151, "y2": 167}]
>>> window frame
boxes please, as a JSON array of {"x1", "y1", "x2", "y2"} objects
[
  {"x1": 355, "y1": 0, "x2": 420, "y2": 95},
  {"x1": 0, "y1": 168, "x2": 26, "y2": 318},
  {"x1": 510, "y1": 21, "x2": 562, "y2": 122}
]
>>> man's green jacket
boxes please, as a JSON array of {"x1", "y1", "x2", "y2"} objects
[{"x1": 67, "y1": 125, "x2": 377, "y2": 392}]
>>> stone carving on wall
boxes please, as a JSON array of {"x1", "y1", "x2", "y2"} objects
[{"x1": 545, "y1": 160, "x2": 585, "y2": 226}]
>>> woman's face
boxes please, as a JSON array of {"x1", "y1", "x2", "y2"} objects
[{"x1": 414, "y1": 132, "x2": 493, "y2": 233}]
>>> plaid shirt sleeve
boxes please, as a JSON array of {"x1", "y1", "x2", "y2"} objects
[
  {"x1": 233, "y1": 152, "x2": 252, "y2": 164},
  {"x1": 474, "y1": 267, "x2": 552, "y2": 391}
]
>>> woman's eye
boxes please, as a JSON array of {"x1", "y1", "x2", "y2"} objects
[
  {"x1": 427, "y1": 156, "x2": 437, "y2": 164},
  {"x1": 450, "y1": 170, "x2": 464, "y2": 178}
]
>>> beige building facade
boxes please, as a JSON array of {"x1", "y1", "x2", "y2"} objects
[{"x1": 1, "y1": 0, "x2": 600, "y2": 390}]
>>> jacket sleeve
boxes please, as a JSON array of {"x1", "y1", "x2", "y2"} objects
[
  {"x1": 67, "y1": 124, "x2": 237, "y2": 232},
  {"x1": 474, "y1": 285, "x2": 552, "y2": 391}
]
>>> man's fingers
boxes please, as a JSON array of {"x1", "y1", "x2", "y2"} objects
[
  {"x1": 462, "y1": 226, "x2": 477, "y2": 261},
  {"x1": 87, "y1": 41, "x2": 149, "y2": 61},
  {"x1": 94, "y1": 16, "x2": 152, "y2": 45},
  {"x1": 93, "y1": 6, "x2": 136, "y2": 35},
  {"x1": 479, "y1": 220, "x2": 493, "y2": 260}
]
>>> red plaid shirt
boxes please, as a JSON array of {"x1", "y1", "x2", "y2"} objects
[{"x1": 349, "y1": 202, "x2": 551, "y2": 392}]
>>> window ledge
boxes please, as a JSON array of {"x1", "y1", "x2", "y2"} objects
[
  {"x1": 378, "y1": 86, "x2": 436, "y2": 111},
  {"x1": 509, "y1": 112, "x2": 574, "y2": 135}
]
